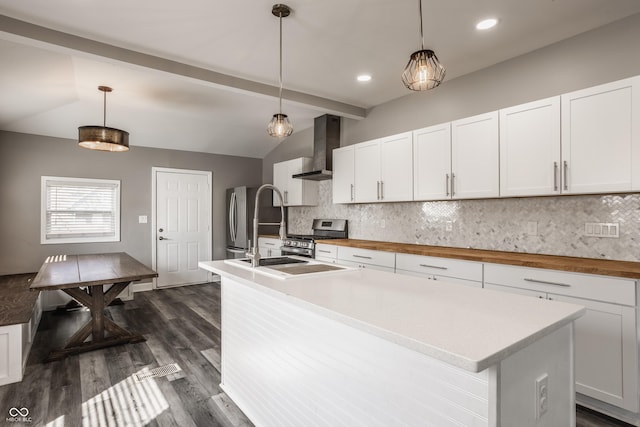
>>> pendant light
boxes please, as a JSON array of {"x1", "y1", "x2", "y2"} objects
[
  {"x1": 78, "y1": 86, "x2": 129, "y2": 152},
  {"x1": 267, "y1": 4, "x2": 293, "y2": 138},
  {"x1": 401, "y1": 0, "x2": 446, "y2": 91}
]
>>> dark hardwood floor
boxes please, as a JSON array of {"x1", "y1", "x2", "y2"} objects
[{"x1": 0, "y1": 282, "x2": 633, "y2": 426}]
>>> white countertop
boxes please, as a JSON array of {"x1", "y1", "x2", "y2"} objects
[{"x1": 199, "y1": 259, "x2": 585, "y2": 372}]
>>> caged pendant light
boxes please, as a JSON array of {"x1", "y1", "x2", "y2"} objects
[
  {"x1": 78, "y1": 86, "x2": 129, "y2": 152},
  {"x1": 267, "y1": 4, "x2": 294, "y2": 138},
  {"x1": 401, "y1": 0, "x2": 446, "y2": 91}
]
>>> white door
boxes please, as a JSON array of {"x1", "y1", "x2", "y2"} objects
[
  {"x1": 155, "y1": 169, "x2": 211, "y2": 288},
  {"x1": 379, "y1": 132, "x2": 413, "y2": 202},
  {"x1": 413, "y1": 123, "x2": 452, "y2": 200}
]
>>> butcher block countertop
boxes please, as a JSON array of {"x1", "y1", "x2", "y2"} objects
[{"x1": 316, "y1": 239, "x2": 640, "y2": 279}]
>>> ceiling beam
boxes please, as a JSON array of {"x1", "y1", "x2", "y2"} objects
[{"x1": 0, "y1": 14, "x2": 367, "y2": 120}]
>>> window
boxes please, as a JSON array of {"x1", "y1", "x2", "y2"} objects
[{"x1": 41, "y1": 176, "x2": 121, "y2": 244}]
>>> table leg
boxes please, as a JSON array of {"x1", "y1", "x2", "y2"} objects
[{"x1": 44, "y1": 282, "x2": 146, "y2": 362}]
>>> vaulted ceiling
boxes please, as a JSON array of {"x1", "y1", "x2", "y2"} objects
[{"x1": 1, "y1": 1, "x2": 640, "y2": 158}]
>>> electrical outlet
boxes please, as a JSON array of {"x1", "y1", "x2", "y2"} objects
[
  {"x1": 526, "y1": 221, "x2": 538, "y2": 236},
  {"x1": 445, "y1": 221, "x2": 453, "y2": 232},
  {"x1": 380, "y1": 219, "x2": 386, "y2": 228},
  {"x1": 536, "y1": 374, "x2": 549, "y2": 419}
]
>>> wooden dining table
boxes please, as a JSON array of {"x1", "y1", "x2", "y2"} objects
[{"x1": 30, "y1": 252, "x2": 158, "y2": 362}]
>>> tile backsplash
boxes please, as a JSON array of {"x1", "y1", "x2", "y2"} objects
[{"x1": 288, "y1": 181, "x2": 640, "y2": 262}]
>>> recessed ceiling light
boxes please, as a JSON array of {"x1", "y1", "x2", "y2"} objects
[
  {"x1": 357, "y1": 74, "x2": 372, "y2": 82},
  {"x1": 476, "y1": 18, "x2": 498, "y2": 30}
]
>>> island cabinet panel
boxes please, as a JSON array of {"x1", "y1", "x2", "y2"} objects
[
  {"x1": 219, "y1": 277, "x2": 576, "y2": 427},
  {"x1": 499, "y1": 97, "x2": 561, "y2": 197},
  {"x1": 222, "y1": 279, "x2": 493, "y2": 426},
  {"x1": 561, "y1": 76, "x2": 640, "y2": 194},
  {"x1": 395, "y1": 253, "x2": 483, "y2": 288},
  {"x1": 484, "y1": 264, "x2": 639, "y2": 413}
]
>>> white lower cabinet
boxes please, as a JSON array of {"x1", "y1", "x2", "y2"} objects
[
  {"x1": 335, "y1": 246, "x2": 395, "y2": 272},
  {"x1": 484, "y1": 263, "x2": 638, "y2": 413},
  {"x1": 315, "y1": 243, "x2": 338, "y2": 264},
  {"x1": 0, "y1": 293, "x2": 42, "y2": 386},
  {"x1": 258, "y1": 237, "x2": 282, "y2": 257},
  {"x1": 395, "y1": 253, "x2": 483, "y2": 288},
  {"x1": 552, "y1": 294, "x2": 637, "y2": 412}
]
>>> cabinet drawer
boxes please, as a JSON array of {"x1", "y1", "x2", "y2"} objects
[
  {"x1": 315, "y1": 244, "x2": 337, "y2": 259},
  {"x1": 396, "y1": 253, "x2": 482, "y2": 282},
  {"x1": 337, "y1": 246, "x2": 395, "y2": 269},
  {"x1": 338, "y1": 259, "x2": 395, "y2": 273},
  {"x1": 258, "y1": 237, "x2": 282, "y2": 248},
  {"x1": 484, "y1": 264, "x2": 636, "y2": 306}
]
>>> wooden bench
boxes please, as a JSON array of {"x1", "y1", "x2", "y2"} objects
[{"x1": 0, "y1": 273, "x2": 42, "y2": 386}]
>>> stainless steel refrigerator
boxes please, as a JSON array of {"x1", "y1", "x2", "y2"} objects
[{"x1": 226, "y1": 186, "x2": 282, "y2": 259}]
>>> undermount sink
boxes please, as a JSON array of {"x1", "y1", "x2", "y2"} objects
[
  {"x1": 225, "y1": 256, "x2": 357, "y2": 280},
  {"x1": 238, "y1": 256, "x2": 308, "y2": 267}
]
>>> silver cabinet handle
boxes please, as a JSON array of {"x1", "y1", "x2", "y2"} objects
[
  {"x1": 350, "y1": 183, "x2": 354, "y2": 201},
  {"x1": 419, "y1": 264, "x2": 448, "y2": 270},
  {"x1": 159, "y1": 236, "x2": 169, "y2": 240},
  {"x1": 376, "y1": 181, "x2": 381, "y2": 200},
  {"x1": 553, "y1": 162, "x2": 558, "y2": 191},
  {"x1": 563, "y1": 161, "x2": 568, "y2": 191},
  {"x1": 380, "y1": 181, "x2": 384, "y2": 200},
  {"x1": 451, "y1": 173, "x2": 456, "y2": 197},
  {"x1": 353, "y1": 254, "x2": 372, "y2": 260},
  {"x1": 318, "y1": 249, "x2": 332, "y2": 254},
  {"x1": 284, "y1": 190, "x2": 288, "y2": 204},
  {"x1": 524, "y1": 278, "x2": 571, "y2": 288},
  {"x1": 265, "y1": 242, "x2": 275, "y2": 246},
  {"x1": 446, "y1": 173, "x2": 450, "y2": 197}
]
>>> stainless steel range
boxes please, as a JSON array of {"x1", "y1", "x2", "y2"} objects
[{"x1": 281, "y1": 219, "x2": 348, "y2": 258}]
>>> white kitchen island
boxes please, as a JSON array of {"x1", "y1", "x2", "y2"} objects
[{"x1": 199, "y1": 259, "x2": 585, "y2": 427}]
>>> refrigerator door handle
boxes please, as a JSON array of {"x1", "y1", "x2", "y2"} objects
[{"x1": 229, "y1": 192, "x2": 237, "y2": 243}]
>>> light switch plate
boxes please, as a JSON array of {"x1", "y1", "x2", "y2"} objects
[
  {"x1": 139, "y1": 215, "x2": 148, "y2": 224},
  {"x1": 584, "y1": 222, "x2": 619, "y2": 238}
]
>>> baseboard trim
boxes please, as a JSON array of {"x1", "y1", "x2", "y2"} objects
[{"x1": 132, "y1": 281, "x2": 153, "y2": 293}]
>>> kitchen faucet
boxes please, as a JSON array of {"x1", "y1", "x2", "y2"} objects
[{"x1": 246, "y1": 184, "x2": 286, "y2": 267}]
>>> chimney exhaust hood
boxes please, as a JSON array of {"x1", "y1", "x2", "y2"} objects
[{"x1": 292, "y1": 114, "x2": 340, "y2": 181}]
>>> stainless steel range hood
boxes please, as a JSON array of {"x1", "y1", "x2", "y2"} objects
[{"x1": 292, "y1": 114, "x2": 340, "y2": 181}]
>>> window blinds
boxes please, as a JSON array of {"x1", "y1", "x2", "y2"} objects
[{"x1": 43, "y1": 177, "x2": 120, "y2": 242}]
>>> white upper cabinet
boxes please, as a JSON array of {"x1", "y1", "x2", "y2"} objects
[
  {"x1": 500, "y1": 97, "x2": 561, "y2": 197},
  {"x1": 451, "y1": 111, "x2": 500, "y2": 199},
  {"x1": 332, "y1": 146, "x2": 355, "y2": 204},
  {"x1": 413, "y1": 123, "x2": 452, "y2": 200},
  {"x1": 354, "y1": 132, "x2": 413, "y2": 203},
  {"x1": 561, "y1": 76, "x2": 640, "y2": 194},
  {"x1": 273, "y1": 157, "x2": 318, "y2": 206},
  {"x1": 354, "y1": 140, "x2": 380, "y2": 202}
]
